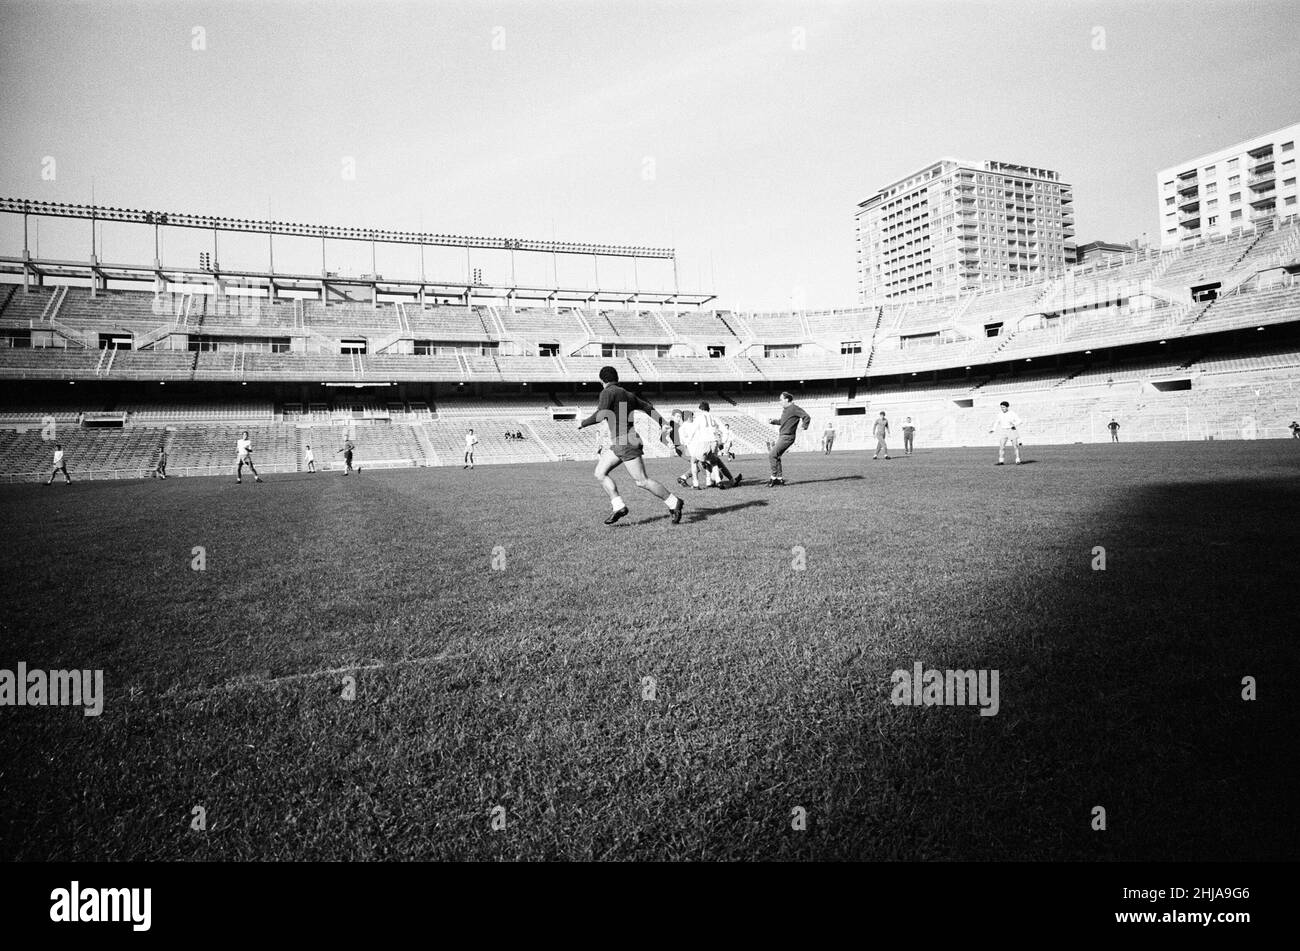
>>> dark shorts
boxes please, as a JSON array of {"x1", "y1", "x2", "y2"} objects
[{"x1": 610, "y1": 441, "x2": 644, "y2": 463}]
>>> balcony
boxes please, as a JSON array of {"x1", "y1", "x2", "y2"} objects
[
  {"x1": 1176, "y1": 178, "x2": 1199, "y2": 196},
  {"x1": 1247, "y1": 144, "x2": 1274, "y2": 159},
  {"x1": 1249, "y1": 192, "x2": 1276, "y2": 209},
  {"x1": 1179, "y1": 215, "x2": 1201, "y2": 230},
  {"x1": 1248, "y1": 168, "x2": 1275, "y2": 188},
  {"x1": 1178, "y1": 195, "x2": 1200, "y2": 212}
]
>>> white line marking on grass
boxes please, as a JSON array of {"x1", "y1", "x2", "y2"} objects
[{"x1": 180, "y1": 652, "x2": 471, "y2": 699}]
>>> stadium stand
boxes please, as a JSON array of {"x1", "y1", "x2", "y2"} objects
[{"x1": 5, "y1": 211, "x2": 1300, "y2": 476}]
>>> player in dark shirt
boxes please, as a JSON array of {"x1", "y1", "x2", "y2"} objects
[
  {"x1": 579, "y1": 365, "x2": 684, "y2": 525},
  {"x1": 767, "y1": 391, "x2": 811, "y2": 486},
  {"x1": 337, "y1": 438, "x2": 356, "y2": 475},
  {"x1": 1108, "y1": 418, "x2": 1120, "y2": 443}
]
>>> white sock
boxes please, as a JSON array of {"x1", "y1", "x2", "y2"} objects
[
  {"x1": 664, "y1": 494, "x2": 680, "y2": 509},
  {"x1": 611, "y1": 496, "x2": 625, "y2": 511}
]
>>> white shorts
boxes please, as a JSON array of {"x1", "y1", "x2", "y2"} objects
[{"x1": 996, "y1": 433, "x2": 1020, "y2": 447}]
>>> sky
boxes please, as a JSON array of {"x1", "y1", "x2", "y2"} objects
[{"x1": 1, "y1": 0, "x2": 1298, "y2": 310}]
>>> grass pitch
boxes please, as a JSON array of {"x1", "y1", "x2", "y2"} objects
[{"x1": 2, "y1": 441, "x2": 1298, "y2": 861}]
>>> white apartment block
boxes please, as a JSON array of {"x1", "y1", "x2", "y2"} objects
[
  {"x1": 1157, "y1": 122, "x2": 1300, "y2": 249},
  {"x1": 855, "y1": 159, "x2": 1074, "y2": 302}
]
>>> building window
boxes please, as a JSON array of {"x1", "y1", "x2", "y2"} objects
[
  {"x1": 1283, "y1": 142, "x2": 1295, "y2": 152},
  {"x1": 1204, "y1": 165, "x2": 1215, "y2": 175},
  {"x1": 1228, "y1": 158, "x2": 1239, "y2": 168},
  {"x1": 1205, "y1": 182, "x2": 1217, "y2": 194},
  {"x1": 1287, "y1": 196, "x2": 1298, "y2": 207},
  {"x1": 1228, "y1": 175, "x2": 1240, "y2": 186},
  {"x1": 1206, "y1": 198, "x2": 1218, "y2": 209},
  {"x1": 1230, "y1": 192, "x2": 1241, "y2": 203},
  {"x1": 1231, "y1": 209, "x2": 1242, "y2": 220}
]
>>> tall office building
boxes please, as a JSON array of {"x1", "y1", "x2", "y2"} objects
[
  {"x1": 855, "y1": 159, "x2": 1074, "y2": 302},
  {"x1": 1156, "y1": 122, "x2": 1300, "y2": 249}
]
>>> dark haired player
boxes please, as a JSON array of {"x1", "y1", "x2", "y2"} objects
[
  {"x1": 45, "y1": 443, "x2": 71, "y2": 485},
  {"x1": 579, "y1": 365, "x2": 683, "y2": 525},
  {"x1": 337, "y1": 437, "x2": 358, "y2": 475},
  {"x1": 235, "y1": 431, "x2": 263, "y2": 484},
  {"x1": 767, "y1": 391, "x2": 811, "y2": 486},
  {"x1": 989, "y1": 401, "x2": 1023, "y2": 465}
]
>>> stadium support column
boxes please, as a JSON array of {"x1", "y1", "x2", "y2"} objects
[
  {"x1": 21, "y1": 214, "x2": 32, "y2": 293},
  {"x1": 419, "y1": 243, "x2": 427, "y2": 307},
  {"x1": 320, "y1": 236, "x2": 329, "y2": 308},
  {"x1": 154, "y1": 224, "x2": 164, "y2": 295},
  {"x1": 267, "y1": 232, "x2": 277, "y2": 302}
]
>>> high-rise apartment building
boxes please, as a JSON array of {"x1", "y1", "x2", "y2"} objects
[
  {"x1": 855, "y1": 159, "x2": 1074, "y2": 302},
  {"x1": 1156, "y1": 122, "x2": 1300, "y2": 249}
]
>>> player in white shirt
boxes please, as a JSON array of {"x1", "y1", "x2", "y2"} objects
[
  {"x1": 304, "y1": 444, "x2": 316, "y2": 473},
  {"x1": 464, "y1": 429, "x2": 479, "y2": 469},
  {"x1": 988, "y1": 401, "x2": 1023, "y2": 465},
  {"x1": 45, "y1": 443, "x2": 71, "y2": 485},
  {"x1": 669, "y1": 406, "x2": 742, "y2": 489},
  {"x1": 235, "y1": 430, "x2": 263, "y2": 483}
]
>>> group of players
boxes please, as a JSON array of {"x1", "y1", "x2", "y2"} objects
[
  {"x1": 231, "y1": 433, "x2": 358, "y2": 482},
  {"x1": 37, "y1": 367, "x2": 1027, "y2": 504},
  {"x1": 572, "y1": 364, "x2": 1030, "y2": 525}
]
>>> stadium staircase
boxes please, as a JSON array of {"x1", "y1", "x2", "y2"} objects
[
  {"x1": 411, "y1": 423, "x2": 440, "y2": 466},
  {"x1": 485, "y1": 306, "x2": 509, "y2": 338},
  {"x1": 523, "y1": 420, "x2": 560, "y2": 460},
  {"x1": 41, "y1": 287, "x2": 86, "y2": 348},
  {"x1": 370, "y1": 328, "x2": 406, "y2": 354},
  {"x1": 718, "y1": 310, "x2": 752, "y2": 343},
  {"x1": 863, "y1": 305, "x2": 886, "y2": 369}
]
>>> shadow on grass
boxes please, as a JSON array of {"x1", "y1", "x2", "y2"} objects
[
  {"x1": 623, "y1": 498, "x2": 771, "y2": 525},
  {"x1": 707, "y1": 475, "x2": 1300, "y2": 860},
  {"x1": 786, "y1": 474, "x2": 866, "y2": 486},
  {"x1": 684, "y1": 498, "x2": 770, "y2": 523}
]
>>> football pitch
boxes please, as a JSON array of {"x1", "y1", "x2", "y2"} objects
[{"x1": 2, "y1": 441, "x2": 1298, "y2": 861}]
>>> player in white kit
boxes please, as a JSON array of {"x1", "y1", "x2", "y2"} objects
[
  {"x1": 46, "y1": 443, "x2": 71, "y2": 485},
  {"x1": 235, "y1": 431, "x2": 264, "y2": 483},
  {"x1": 989, "y1": 401, "x2": 1023, "y2": 465},
  {"x1": 464, "y1": 429, "x2": 479, "y2": 469}
]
